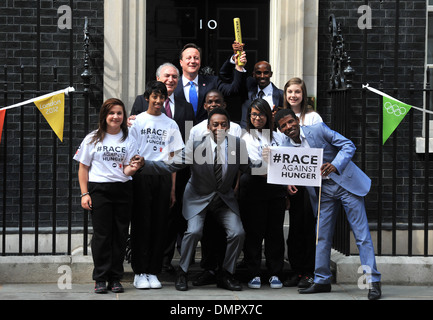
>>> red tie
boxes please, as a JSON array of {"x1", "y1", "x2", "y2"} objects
[{"x1": 165, "y1": 99, "x2": 172, "y2": 118}]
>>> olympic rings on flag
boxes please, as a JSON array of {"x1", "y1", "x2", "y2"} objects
[{"x1": 384, "y1": 101, "x2": 407, "y2": 117}]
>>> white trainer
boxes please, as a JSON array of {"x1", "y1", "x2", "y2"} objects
[
  {"x1": 133, "y1": 273, "x2": 150, "y2": 289},
  {"x1": 147, "y1": 274, "x2": 162, "y2": 289}
]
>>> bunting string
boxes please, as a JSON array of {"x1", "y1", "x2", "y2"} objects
[
  {"x1": 363, "y1": 84, "x2": 433, "y2": 115},
  {"x1": 0, "y1": 87, "x2": 75, "y2": 111},
  {"x1": 0, "y1": 87, "x2": 74, "y2": 142}
]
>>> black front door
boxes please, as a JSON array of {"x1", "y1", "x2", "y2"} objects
[{"x1": 146, "y1": 0, "x2": 270, "y2": 121}]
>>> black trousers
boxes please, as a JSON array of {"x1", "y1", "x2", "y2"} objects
[
  {"x1": 130, "y1": 171, "x2": 171, "y2": 275},
  {"x1": 286, "y1": 186, "x2": 316, "y2": 275},
  {"x1": 88, "y1": 181, "x2": 132, "y2": 282},
  {"x1": 240, "y1": 174, "x2": 287, "y2": 278},
  {"x1": 162, "y1": 167, "x2": 190, "y2": 266}
]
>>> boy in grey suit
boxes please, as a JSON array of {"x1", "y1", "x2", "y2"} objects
[
  {"x1": 274, "y1": 108, "x2": 381, "y2": 300},
  {"x1": 140, "y1": 108, "x2": 260, "y2": 291}
]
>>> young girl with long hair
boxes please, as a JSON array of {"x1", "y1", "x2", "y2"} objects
[{"x1": 74, "y1": 98, "x2": 142, "y2": 293}]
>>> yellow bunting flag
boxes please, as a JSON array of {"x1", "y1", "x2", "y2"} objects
[{"x1": 33, "y1": 92, "x2": 65, "y2": 142}]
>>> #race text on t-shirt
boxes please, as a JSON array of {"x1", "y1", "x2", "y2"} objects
[
  {"x1": 73, "y1": 131, "x2": 139, "y2": 183},
  {"x1": 129, "y1": 112, "x2": 184, "y2": 161}
]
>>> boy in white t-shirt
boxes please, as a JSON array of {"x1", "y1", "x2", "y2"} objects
[{"x1": 129, "y1": 81, "x2": 185, "y2": 289}]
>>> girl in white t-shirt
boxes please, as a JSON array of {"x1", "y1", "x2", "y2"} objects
[
  {"x1": 74, "y1": 98, "x2": 142, "y2": 294},
  {"x1": 281, "y1": 77, "x2": 322, "y2": 288},
  {"x1": 240, "y1": 98, "x2": 287, "y2": 289}
]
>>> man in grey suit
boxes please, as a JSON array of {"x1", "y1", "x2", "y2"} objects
[{"x1": 140, "y1": 108, "x2": 258, "y2": 291}]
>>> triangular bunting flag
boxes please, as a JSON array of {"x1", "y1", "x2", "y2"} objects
[
  {"x1": 383, "y1": 96, "x2": 412, "y2": 145},
  {"x1": 33, "y1": 92, "x2": 65, "y2": 142},
  {"x1": 0, "y1": 109, "x2": 5, "y2": 143}
]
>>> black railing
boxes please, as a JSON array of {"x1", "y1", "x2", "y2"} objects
[
  {"x1": 328, "y1": 14, "x2": 432, "y2": 257},
  {"x1": 0, "y1": 11, "x2": 95, "y2": 256}
]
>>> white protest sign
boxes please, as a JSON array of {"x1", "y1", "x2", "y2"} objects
[{"x1": 267, "y1": 146, "x2": 323, "y2": 187}]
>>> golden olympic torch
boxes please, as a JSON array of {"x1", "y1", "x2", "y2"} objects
[{"x1": 233, "y1": 18, "x2": 245, "y2": 67}]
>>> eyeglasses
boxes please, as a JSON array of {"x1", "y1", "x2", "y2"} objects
[{"x1": 250, "y1": 112, "x2": 266, "y2": 119}]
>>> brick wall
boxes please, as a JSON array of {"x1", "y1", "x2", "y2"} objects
[
  {"x1": 0, "y1": 0, "x2": 104, "y2": 232},
  {"x1": 317, "y1": 0, "x2": 432, "y2": 226}
]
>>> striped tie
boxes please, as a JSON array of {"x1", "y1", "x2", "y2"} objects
[
  {"x1": 214, "y1": 145, "x2": 222, "y2": 188},
  {"x1": 257, "y1": 90, "x2": 264, "y2": 99}
]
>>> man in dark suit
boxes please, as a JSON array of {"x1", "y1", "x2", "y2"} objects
[
  {"x1": 141, "y1": 108, "x2": 261, "y2": 292},
  {"x1": 239, "y1": 61, "x2": 284, "y2": 128},
  {"x1": 129, "y1": 62, "x2": 195, "y2": 272},
  {"x1": 175, "y1": 43, "x2": 247, "y2": 123},
  {"x1": 130, "y1": 62, "x2": 195, "y2": 141}
]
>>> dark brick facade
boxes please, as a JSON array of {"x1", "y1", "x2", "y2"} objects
[
  {"x1": 317, "y1": 0, "x2": 432, "y2": 227},
  {"x1": 0, "y1": 0, "x2": 104, "y2": 232},
  {"x1": 0, "y1": 0, "x2": 431, "y2": 248}
]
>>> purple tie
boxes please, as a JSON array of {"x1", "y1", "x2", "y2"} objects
[{"x1": 165, "y1": 99, "x2": 172, "y2": 118}]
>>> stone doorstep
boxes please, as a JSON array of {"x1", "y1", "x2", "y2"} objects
[
  {"x1": 331, "y1": 250, "x2": 433, "y2": 285},
  {"x1": 1, "y1": 251, "x2": 433, "y2": 285}
]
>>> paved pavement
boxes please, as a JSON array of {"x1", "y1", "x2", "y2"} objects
[
  {"x1": 1, "y1": 272, "x2": 431, "y2": 318},
  {"x1": 0, "y1": 282, "x2": 432, "y2": 301},
  {"x1": 1, "y1": 258, "x2": 431, "y2": 320},
  {"x1": 1, "y1": 266, "x2": 432, "y2": 301}
]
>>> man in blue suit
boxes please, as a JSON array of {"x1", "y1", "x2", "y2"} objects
[{"x1": 274, "y1": 109, "x2": 382, "y2": 300}]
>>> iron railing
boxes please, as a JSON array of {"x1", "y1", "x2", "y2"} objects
[
  {"x1": 0, "y1": 8, "x2": 95, "y2": 256},
  {"x1": 328, "y1": 13, "x2": 432, "y2": 257}
]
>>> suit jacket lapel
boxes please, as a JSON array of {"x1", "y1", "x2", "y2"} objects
[
  {"x1": 173, "y1": 100, "x2": 181, "y2": 122},
  {"x1": 271, "y1": 83, "x2": 281, "y2": 107},
  {"x1": 303, "y1": 127, "x2": 318, "y2": 149},
  {"x1": 249, "y1": 90, "x2": 256, "y2": 101},
  {"x1": 174, "y1": 82, "x2": 186, "y2": 101}
]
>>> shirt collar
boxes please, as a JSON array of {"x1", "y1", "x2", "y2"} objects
[
  {"x1": 210, "y1": 135, "x2": 228, "y2": 151},
  {"x1": 258, "y1": 83, "x2": 273, "y2": 96},
  {"x1": 183, "y1": 75, "x2": 198, "y2": 87},
  {"x1": 290, "y1": 127, "x2": 306, "y2": 146},
  {"x1": 168, "y1": 93, "x2": 174, "y2": 103}
]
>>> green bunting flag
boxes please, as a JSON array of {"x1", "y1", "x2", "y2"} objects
[{"x1": 382, "y1": 96, "x2": 412, "y2": 145}]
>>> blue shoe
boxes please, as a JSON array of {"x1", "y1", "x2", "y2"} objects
[
  {"x1": 248, "y1": 276, "x2": 261, "y2": 289},
  {"x1": 269, "y1": 276, "x2": 283, "y2": 289}
]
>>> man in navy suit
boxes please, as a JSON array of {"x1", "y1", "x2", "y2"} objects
[
  {"x1": 239, "y1": 61, "x2": 284, "y2": 128},
  {"x1": 274, "y1": 109, "x2": 382, "y2": 300},
  {"x1": 175, "y1": 43, "x2": 247, "y2": 123},
  {"x1": 130, "y1": 62, "x2": 195, "y2": 142}
]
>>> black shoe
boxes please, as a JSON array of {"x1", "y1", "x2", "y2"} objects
[
  {"x1": 217, "y1": 270, "x2": 242, "y2": 291},
  {"x1": 192, "y1": 270, "x2": 216, "y2": 286},
  {"x1": 368, "y1": 282, "x2": 382, "y2": 300},
  {"x1": 94, "y1": 281, "x2": 108, "y2": 294},
  {"x1": 175, "y1": 268, "x2": 188, "y2": 291},
  {"x1": 298, "y1": 274, "x2": 314, "y2": 288},
  {"x1": 283, "y1": 274, "x2": 301, "y2": 287},
  {"x1": 107, "y1": 281, "x2": 124, "y2": 293},
  {"x1": 298, "y1": 282, "x2": 331, "y2": 294}
]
